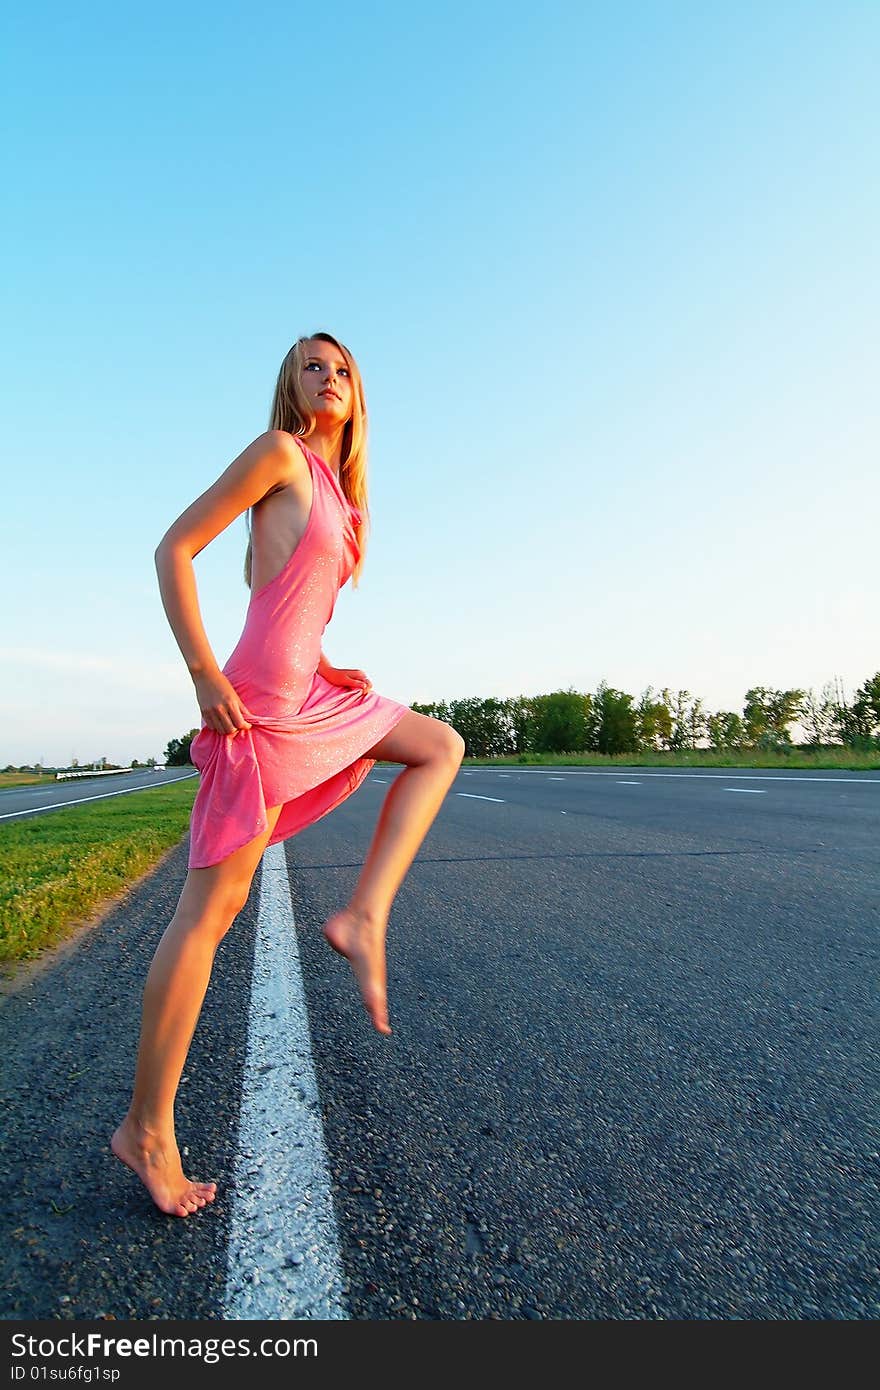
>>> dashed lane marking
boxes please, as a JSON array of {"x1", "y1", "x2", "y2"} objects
[{"x1": 464, "y1": 769, "x2": 879, "y2": 784}]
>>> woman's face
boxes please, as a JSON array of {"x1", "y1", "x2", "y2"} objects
[{"x1": 300, "y1": 339, "x2": 353, "y2": 424}]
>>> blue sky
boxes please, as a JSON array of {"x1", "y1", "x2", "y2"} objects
[{"x1": 2, "y1": 1, "x2": 877, "y2": 765}]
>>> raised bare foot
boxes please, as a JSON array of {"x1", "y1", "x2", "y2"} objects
[
  {"x1": 111, "y1": 1115, "x2": 217, "y2": 1217},
  {"x1": 322, "y1": 905, "x2": 393, "y2": 1035}
]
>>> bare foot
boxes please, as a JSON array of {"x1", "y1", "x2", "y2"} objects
[
  {"x1": 111, "y1": 1115, "x2": 217, "y2": 1217},
  {"x1": 323, "y1": 906, "x2": 393, "y2": 1035}
]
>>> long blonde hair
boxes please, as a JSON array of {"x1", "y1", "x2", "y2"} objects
[{"x1": 244, "y1": 331, "x2": 370, "y2": 590}]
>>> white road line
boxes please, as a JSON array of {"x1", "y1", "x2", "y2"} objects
[
  {"x1": 456, "y1": 793, "x2": 506, "y2": 803},
  {"x1": 0, "y1": 773, "x2": 199, "y2": 819},
  {"x1": 616, "y1": 781, "x2": 642, "y2": 785},
  {"x1": 724, "y1": 788, "x2": 767, "y2": 794},
  {"x1": 546, "y1": 777, "x2": 566, "y2": 781},
  {"x1": 370, "y1": 778, "x2": 389, "y2": 784},
  {"x1": 223, "y1": 842, "x2": 348, "y2": 1320}
]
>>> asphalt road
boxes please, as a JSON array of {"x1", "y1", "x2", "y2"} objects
[
  {"x1": 1, "y1": 765, "x2": 877, "y2": 1320},
  {"x1": 0, "y1": 767, "x2": 198, "y2": 823}
]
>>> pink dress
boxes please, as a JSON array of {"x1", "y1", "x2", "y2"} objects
[{"x1": 187, "y1": 434, "x2": 410, "y2": 869}]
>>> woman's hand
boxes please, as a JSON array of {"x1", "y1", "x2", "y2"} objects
[
  {"x1": 323, "y1": 666, "x2": 373, "y2": 693},
  {"x1": 193, "y1": 670, "x2": 253, "y2": 736}
]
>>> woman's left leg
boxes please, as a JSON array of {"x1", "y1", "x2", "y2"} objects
[{"x1": 111, "y1": 803, "x2": 284, "y2": 1216}]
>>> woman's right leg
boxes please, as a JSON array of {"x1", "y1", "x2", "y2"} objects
[
  {"x1": 111, "y1": 803, "x2": 284, "y2": 1217},
  {"x1": 323, "y1": 711, "x2": 465, "y2": 1034}
]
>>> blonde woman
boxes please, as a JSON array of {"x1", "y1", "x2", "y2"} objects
[{"x1": 111, "y1": 333, "x2": 465, "y2": 1217}]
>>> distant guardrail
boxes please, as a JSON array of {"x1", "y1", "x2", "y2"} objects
[{"x1": 55, "y1": 768, "x2": 164, "y2": 781}]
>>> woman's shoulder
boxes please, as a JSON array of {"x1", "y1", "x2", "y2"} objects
[
  {"x1": 249, "y1": 429, "x2": 309, "y2": 497},
  {"x1": 263, "y1": 428, "x2": 312, "y2": 468},
  {"x1": 261, "y1": 427, "x2": 306, "y2": 460}
]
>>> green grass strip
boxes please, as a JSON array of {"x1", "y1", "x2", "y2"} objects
[
  {"x1": 0, "y1": 778, "x2": 198, "y2": 965},
  {"x1": 461, "y1": 749, "x2": 879, "y2": 769}
]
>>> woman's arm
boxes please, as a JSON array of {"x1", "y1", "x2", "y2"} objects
[
  {"x1": 156, "y1": 429, "x2": 300, "y2": 733},
  {"x1": 154, "y1": 545, "x2": 222, "y2": 681}
]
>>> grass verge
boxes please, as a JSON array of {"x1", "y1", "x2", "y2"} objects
[
  {"x1": 0, "y1": 777, "x2": 198, "y2": 966},
  {"x1": 461, "y1": 749, "x2": 879, "y2": 770}
]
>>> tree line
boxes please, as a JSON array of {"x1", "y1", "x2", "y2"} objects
[
  {"x1": 163, "y1": 671, "x2": 879, "y2": 764},
  {"x1": 411, "y1": 673, "x2": 880, "y2": 758}
]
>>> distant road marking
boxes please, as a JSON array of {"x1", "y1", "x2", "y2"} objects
[
  {"x1": 370, "y1": 778, "x2": 389, "y2": 784},
  {"x1": 546, "y1": 777, "x2": 566, "y2": 781},
  {"x1": 224, "y1": 842, "x2": 347, "y2": 1320},
  {"x1": 725, "y1": 788, "x2": 767, "y2": 794},
  {"x1": 467, "y1": 770, "x2": 879, "y2": 785},
  {"x1": 456, "y1": 793, "x2": 505, "y2": 803},
  {"x1": 616, "y1": 781, "x2": 642, "y2": 785},
  {"x1": 0, "y1": 773, "x2": 198, "y2": 820}
]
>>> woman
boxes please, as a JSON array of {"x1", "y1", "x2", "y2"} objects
[{"x1": 111, "y1": 332, "x2": 465, "y2": 1217}]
